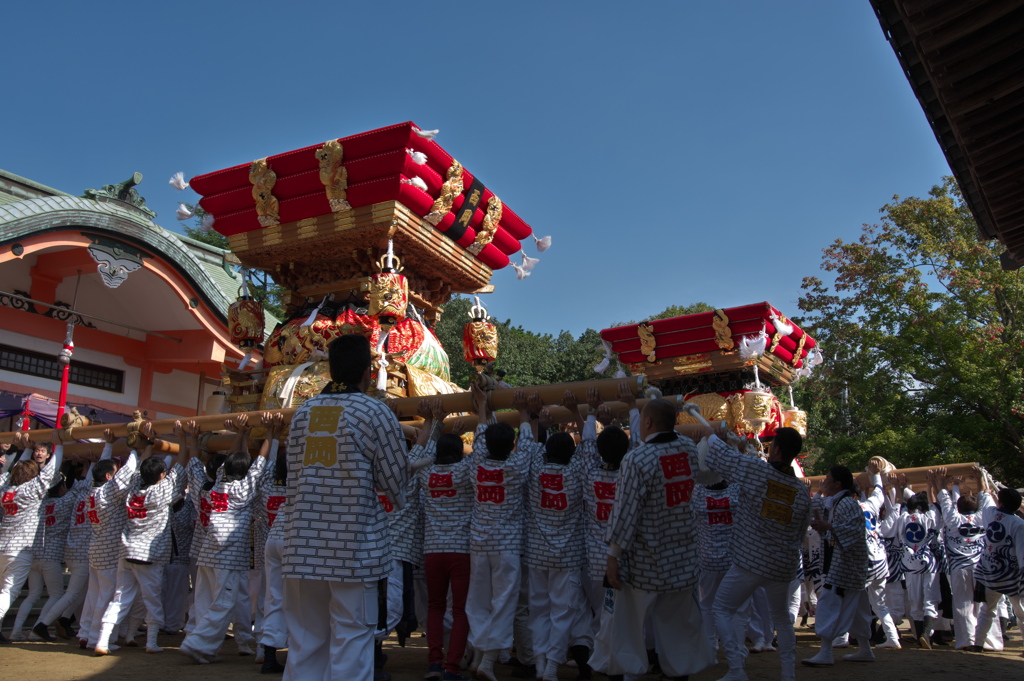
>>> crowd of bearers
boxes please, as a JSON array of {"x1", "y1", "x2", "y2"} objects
[{"x1": 1, "y1": 334, "x2": 1023, "y2": 681}]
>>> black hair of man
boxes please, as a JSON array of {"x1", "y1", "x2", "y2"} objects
[
  {"x1": 92, "y1": 459, "x2": 117, "y2": 486},
  {"x1": 545, "y1": 432, "x2": 576, "y2": 466},
  {"x1": 906, "y1": 491, "x2": 930, "y2": 514},
  {"x1": 596, "y1": 426, "x2": 629, "y2": 469},
  {"x1": 484, "y1": 423, "x2": 516, "y2": 461},
  {"x1": 204, "y1": 452, "x2": 228, "y2": 489},
  {"x1": 220, "y1": 451, "x2": 253, "y2": 483},
  {"x1": 273, "y1": 445, "x2": 287, "y2": 486},
  {"x1": 828, "y1": 464, "x2": 861, "y2": 498},
  {"x1": 436, "y1": 434, "x2": 465, "y2": 465},
  {"x1": 140, "y1": 456, "x2": 167, "y2": 488},
  {"x1": 9, "y1": 460, "x2": 39, "y2": 487},
  {"x1": 957, "y1": 494, "x2": 979, "y2": 515},
  {"x1": 772, "y1": 427, "x2": 803, "y2": 465},
  {"x1": 997, "y1": 487, "x2": 1023, "y2": 514},
  {"x1": 328, "y1": 334, "x2": 372, "y2": 386},
  {"x1": 642, "y1": 398, "x2": 677, "y2": 434}
]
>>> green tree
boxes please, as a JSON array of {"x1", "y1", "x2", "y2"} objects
[
  {"x1": 797, "y1": 178, "x2": 1024, "y2": 480},
  {"x1": 610, "y1": 301, "x2": 715, "y2": 329}
]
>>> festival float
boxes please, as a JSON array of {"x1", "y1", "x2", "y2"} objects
[{"x1": 188, "y1": 121, "x2": 550, "y2": 415}]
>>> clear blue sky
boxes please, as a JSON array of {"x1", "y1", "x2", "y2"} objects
[{"x1": 2, "y1": 1, "x2": 950, "y2": 337}]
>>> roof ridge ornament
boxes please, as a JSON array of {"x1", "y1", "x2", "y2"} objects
[{"x1": 81, "y1": 172, "x2": 157, "y2": 219}]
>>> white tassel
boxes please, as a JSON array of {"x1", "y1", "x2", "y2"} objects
[
  {"x1": 413, "y1": 128, "x2": 439, "y2": 140},
  {"x1": 519, "y1": 250, "x2": 539, "y2": 272},
  {"x1": 811, "y1": 346, "x2": 824, "y2": 366},
  {"x1": 301, "y1": 296, "x2": 327, "y2": 327},
  {"x1": 375, "y1": 333, "x2": 389, "y2": 391},
  {"x1": 533, "y1": 234, "x2": 552, "y2": 252},
  {"x1": 511, "y1": 263, "x2": 531, "y2": 280},
  {"x1": 238, "y1": 350, "x2": 254, "y2": 372},
  {"x1": 201, "y1": 213, "x2": 215, "y2": 231},
  {"x1": 401, "y1": 176, "x2": 428, "y2": 191},
  {"x1": 405, "y1": 148, "x2": 428, "y2": 165},
  {"x1": 769, "y1": 311, "x2": 794, "y2": 337},
  {"x1": 593, "y1": 339, "x2": 613, "y2": 374},
  {"x1": 612, "y1": 364, "x2": 627, "y2": 379},
  {"x1": 788, "y1": 385, "x2": 796, "y2": 410},
  {"x1": 175, "y1": 203, "x2": 195, "y2": 221},
  {"x1": 169, "y1": 172, "x2": 189, "y2": 191}
]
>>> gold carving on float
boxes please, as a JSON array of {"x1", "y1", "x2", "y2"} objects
[
  {"x1": 425, "y1": 160, "x2": 464, "y2": 225},
  {"x1": 637, "y1": 323, "x2": 657, "y2": 363},
  {"x1": 791, "y1": 333, "x2": 808, "y2": 366},
  {"x1": 249, "y1": 158, "x2": 281, "y2": 228},
  {"x1": 676, "y1": 393, "x2": 728, "y2": 425},
  {"x1": 296, "y1": 218, "x2": 317, "y2": 239},
  {"x1": 467, "y1": 196, "x2": 502, "y2": 255},
  {"x1": 782, "y1": 408, "x2": 807, "y2": 436},
  {"x1": 315, "y1": 140, "x2": 352, "y2": 212},
  {"x1": 712, "y1": 309, "x2": 735, "y2": 350},
  {"x1": 673, "y1": 353, "x2": 712, "y2": 375},
  {"x1": 726, "y1": 391, "x2": 776, "y2": 439},
  {"x1": 264, "y1": 224, "x2": 282, "y2": 246}
]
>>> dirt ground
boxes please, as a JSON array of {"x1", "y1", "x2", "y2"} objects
[{"x1": 1, "y1": 622, "x2": 1022, "y2": 681}]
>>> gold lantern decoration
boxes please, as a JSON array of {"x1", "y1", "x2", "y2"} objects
[
  {"x1": 726, "y1": 390, "x2": 776, "y2": 439},
  {"x1": 781, "y1": 408, "x2": 808, "y2": 437},
  {"x1": 228, "y1": 283, "x2": 265, "y2": 349},
  {"x1": 368, "y1": 240, "x2": 408, "y2": 333},
  {"x1": 463, "y1": 298, "x2": 498, "y2": 372}
]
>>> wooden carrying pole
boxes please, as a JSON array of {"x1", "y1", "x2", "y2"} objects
[
  {"x1": 9, "y1": 377, "x2": 652, "y2": 455},
  {"x1": 802, "y1": 462, "x2": 979, "y2": 495}
]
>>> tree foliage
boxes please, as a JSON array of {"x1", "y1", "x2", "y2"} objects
[{"x1": 797, "y1": 178, "x2": 1024, "y2": 481}]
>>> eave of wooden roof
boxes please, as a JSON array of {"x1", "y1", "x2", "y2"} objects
[{"x1": 869, "y1": 0, "x2": 1024, "y2": 268}]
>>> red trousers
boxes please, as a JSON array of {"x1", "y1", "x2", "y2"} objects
[{"x1": 425, "y1": 552, "x2": 471, "y2": 672}]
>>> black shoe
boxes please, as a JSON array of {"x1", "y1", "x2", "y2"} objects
[
  {"x1": 55, "y1": 617, "x2": 75, "y2": 640},
  {"x1": 570, "y1": 644, "x2": 592, "y2": 681},
  {"x1": 511, "y1": 664, "x2": 536, "y2": 679},
  {"x1": 261, "y1": 646, "x2": 285, "y2": 674},
  {"x1": 32, "y1": 623, "x2": 55, "y2": 642},
  {"x1": 800, "y1": 614, "x2": 809, "y2": 627},
  {"x1": 0, "y1": 632, "x2": 9, "y2": 644}
]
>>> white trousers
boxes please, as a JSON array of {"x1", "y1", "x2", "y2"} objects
[
  {"x1": 234, "y1": 567, "x2": 254, "y2": 647},
  {"x1": 373, "y1": 559, "x2": 403, "y2": 643},
  {"x1": 864, "y1": 576, "x2": 899, "y2": 644},
  {"x1": 98, "y1": 559, "x2": 166, "y2": 649},
  {"x1": 904, "y1": 571, "x2": 940, "y2": 620},
  {"x1": 592, "y1": 583, "x2": 714, "y2": 677},
  {"x1": 161, "y1": 563, "x2": 191, "y2": 632},
  {"x1": 948, "y1": 567, "x2": 978, "y2": 648},
  {"x1": 514, "y1": 567, "x2": 534, "y2": 664},
  {"x1": 583, "y1": 579, "x2": 605, "y2": 642},
  {"x1": 42, "y1": 559, "x2": 89, "y2": 626},
  {"x1": 815, "y1": 585, "x2": 871, "y2": 643},
  {"x1": 0, "y1": 550, "x2": 34, "y2": 626},
  {"x1": 261, "y1": 536, "x2": 287, "y2": 649},
  {"x1": 182, "y1": 567, "x2": 251, "y2": 656},
  {"x1": 528, "y1": 567, "x2": 587, "y2": 664},
  {"x1": 975, "y1": 588, "x2": 1024, "y2": 651},
  {"x1": 12, "y1": 559, "x2": 63, "y2": 634},
  {"x1": 745, "y1": 586, "x2": 774, "y2": 646},
  {"x1": 282, "y1": 577, "x2": 377, "y2": 681},
  {"x1": 248, "y1": 567, "x2": 264, "y2": 641},
  {"x1": 713, "y1": 565, "x2": 797, "y2": 681},
  {"x1": 468, "y1": 553, "x2": 521, "y2": 652},
  {"x1": 885, "y1": 581, "x2": 906, "y2": 623},
  {"x1": 82, "y1": 566, "x2": 117, "y2": 646}
]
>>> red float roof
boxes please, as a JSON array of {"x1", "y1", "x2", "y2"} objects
[{"x1": 189, "y1": 122, "x2": 534, "y2": 271}]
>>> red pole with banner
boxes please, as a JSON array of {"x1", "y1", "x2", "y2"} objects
[{"x1": 56, "y1": 323, "x2": 74, "y2": 427}]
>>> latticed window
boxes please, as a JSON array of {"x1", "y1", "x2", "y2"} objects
[{"x1": 0, "y1": 344, "x2": 124, "y2": 392}]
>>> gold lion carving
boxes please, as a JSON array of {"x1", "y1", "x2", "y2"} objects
[
  {"x1": 425, "y1": 160, "x2": 464, "y2": 225},
  {"x1": 249, "y1": 158, "x2": 280, "y2": 228},
  {"x1": 638, "y1": 323, "x2": 657, "y2": 363},
  {"x1": 713, "y1": 309, "x2": 735, "y2": 350},
  {"x1": 315, "y1": 140, "x2": 351, "y2": 212}
]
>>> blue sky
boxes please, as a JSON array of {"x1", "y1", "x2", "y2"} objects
[{"x1": 2, "y1": 1, "x2": 950, "y2": 337}]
